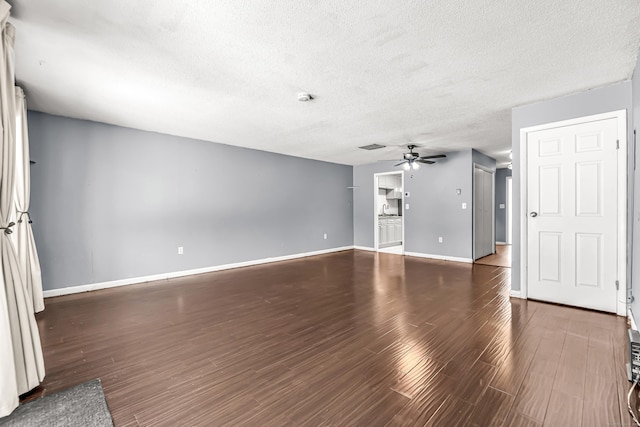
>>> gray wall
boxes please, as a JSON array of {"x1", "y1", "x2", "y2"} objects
[
  {"x1": 495, "y1": 168, "x2": 512, "y2": 243},
  {"x1": 511, "y1": 81, "x2": 634, "y2": 292},
  {"x1": 353, "y1": 148, "x2": 495, "y2": 260},
  {"x1": 28, "y1": 112, "x2": 354, "y2": 290},
  {"x1": 632, "y1": 52, "x2": 640, "y2": 317}
]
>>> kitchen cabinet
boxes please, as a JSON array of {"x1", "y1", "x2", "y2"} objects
[
  {"x1": 392, "y1": 218, "x2": 402, "y2": 242},
  {"x1": 378, "y1": 217, "x2": 402, "y2": 246},
  {"x1": 379, "y1": 221, "x2": 387, "y2": 244},
  {"x1": 385, "y1": 175, "x2": 402, "y2": 200},
  {"x1": 378, "y1": 175, "x2": 391, "y2": 189}
]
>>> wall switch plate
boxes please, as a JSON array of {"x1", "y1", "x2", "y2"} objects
[
  {"x1": 499, "y1": 203, "x2": 505, "y2": 209},
  {"x1": 405, "y1": 203, "x2": 410, "y2": 210},
  {"x1": 178, "y1": 246, "x2": 184, "y2": 255},
  {"x1": 462, "y1": 202, "x2": 467, "y2": 209},
  {"x1": 438, "y1": 237, "x2": 443, "y2": 243},
  {"x1": 323, "y1": 233, "x2": 327, "y2": 239}
]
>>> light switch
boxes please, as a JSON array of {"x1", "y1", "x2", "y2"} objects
[
  {"x1": 405, "y1": 204, "x2": 410, "y2": 210},
  {"x1": 499, "y1": 204, "x2": 505, "y2": 209},
  {"x1": 462, "y1": 203, "x2": 467, "y2": 209}
]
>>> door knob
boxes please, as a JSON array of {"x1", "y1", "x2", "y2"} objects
[{"x1": 530, "y1": 212, "x2": 538, "y2": 217}]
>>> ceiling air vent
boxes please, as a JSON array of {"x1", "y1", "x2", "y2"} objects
[{"x1": 359, "y1": 144, "x2": 386, "y2": 150}]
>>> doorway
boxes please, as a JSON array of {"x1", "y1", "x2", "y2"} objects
[
  {"x1": 374, "y1": 172, "x2": 404, "y2": 254},
  {"x1": 520, "y1": 110, "x2": 626, "y2": 314},
  {"x1": 473, "y1": 164, "x2": 495, "y2": 261}
]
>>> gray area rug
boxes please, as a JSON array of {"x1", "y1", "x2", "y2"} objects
[{"x1": 0, "y1": 379, "x2": 113, "y2": 427}]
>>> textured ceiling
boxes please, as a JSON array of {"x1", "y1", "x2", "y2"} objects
[{"x1": 7, "y1": 0, "x2": 640, "y2": 166}]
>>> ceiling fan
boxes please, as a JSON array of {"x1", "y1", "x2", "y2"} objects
[{"x1": 395, "y1": 145, "x2": 446, "y2": 170}]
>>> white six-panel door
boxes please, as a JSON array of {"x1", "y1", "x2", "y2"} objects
[
  {"x1": 474, "y1": 166, "x2": 495, "y2": 260},
  {"x1": 526, "y1": 117, "x2": 618, "y2": 312}
]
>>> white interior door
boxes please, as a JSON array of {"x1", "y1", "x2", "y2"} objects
[
  {"x1": 474, "y1": 166, "x2": 495, "y2": 260},
  {"x1": 526, "y1": 117, "x2": 618, "y2": 312}
]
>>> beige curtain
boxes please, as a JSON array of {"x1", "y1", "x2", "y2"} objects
[
  {"x1": 0, "y1": 2, "x2": 18, "y2": 417},
  {"x1": 14, "y1": 87, "x2": 43, "y2": 313},
  {"x1": 0, "y1": 0, "x2": 44, "y2": 417}
]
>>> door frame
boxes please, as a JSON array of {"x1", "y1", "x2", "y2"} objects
[
  {"x1": 506, "y1": 176, "x2": 513, "y2": 245},
  {"x1": 472, "y1": 163, "x2": 495, "y2": 261},
  {"x1": 373, "y1": 171, "x2": 405, "y2": 253},
  {"x1": 519, "y1": 110, "x2": 627, "y2": 316}
]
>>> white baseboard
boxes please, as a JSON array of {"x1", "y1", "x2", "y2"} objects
[
  {"x1": 43, "y1": 246, "x2": 355, "y2": 298},
  {"x1": 354, "y1": 246, "x2": 375, "y2": 252},
  {"x1": 496, "y1": 241, "x2": 508, "y2": 245},
  {"x1": 509, "y1": 290, "x2": 525, "y2": 299},
  {"x1": 404, "y1": 251, "x2": 473, "y2": 264}
]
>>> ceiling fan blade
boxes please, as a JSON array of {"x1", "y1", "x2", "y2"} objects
[
  {"x1": 420, "y1": 154, "x2": 447, "y2": 160},
  {"x1": 394, "y1": 160, "x2": 408, "y2": 167},
  {"x1": 416, "y1": 159, "x2": 435, "y2": 164}
]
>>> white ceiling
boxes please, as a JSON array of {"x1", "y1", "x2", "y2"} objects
[{"x1": 8, "y1": 1, "x2": 640, "y2": 167}]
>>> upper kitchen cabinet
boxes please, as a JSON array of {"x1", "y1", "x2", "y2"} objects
[
  {"x1": 386, "y1": 175, "x2": 402, "y2": 199},
  {"x1": 378, "y1": 175, "x2": 391, "y2": 189}
]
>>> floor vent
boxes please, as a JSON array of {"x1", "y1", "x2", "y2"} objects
[{"x1": 359, "y1": 144, "x2": 386, "y2": 150}]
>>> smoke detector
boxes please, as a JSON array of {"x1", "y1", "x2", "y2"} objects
[{"x1": 297, "y1": 92, "x2": 313, "y2": 102}]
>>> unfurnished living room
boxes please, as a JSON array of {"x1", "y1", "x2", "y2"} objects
[{"x1": 0, "y1": 1, "x2": 640, "y2": 426}]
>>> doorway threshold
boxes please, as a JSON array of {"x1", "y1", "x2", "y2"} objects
[{"x1": 378, "y1": 245, "x2": 404, "y2": 255}]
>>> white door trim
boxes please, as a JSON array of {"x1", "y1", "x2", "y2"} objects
[
  {"x1": 373, "y1": 171, "x2": 405, "y2": 254},
  {"x1": 506, "y1": 176, "x2": 513, "y2": 245},
  {"x1": 472, "y1": 163, "x2": 496, "y2": 261},
  {"x1": 519, "y1": 110, "x2": 627, "y2": 316}
]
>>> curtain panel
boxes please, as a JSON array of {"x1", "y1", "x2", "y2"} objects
[
  {"x1": 14, "y1": 87, "x2": 43, "y2": 313},
  {"x1": 0, "y1": 0, "x2": 45, "y2": 418}
]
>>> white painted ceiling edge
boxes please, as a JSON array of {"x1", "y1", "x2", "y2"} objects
[{"x1": 8, "y1": 0, "x2": 640, "y2": 167}]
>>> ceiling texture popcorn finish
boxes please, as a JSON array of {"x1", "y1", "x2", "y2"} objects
[{"x1": 8, "y1": 0, "x2": 640, "y2": 166}]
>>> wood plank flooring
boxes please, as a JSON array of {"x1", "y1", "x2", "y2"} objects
[
  {"x1": 475, "y1": 245, "x2": 511, "y2": 268},
  {"x1": 23, "y1": 250, "x2": 630, "y2": 426}
]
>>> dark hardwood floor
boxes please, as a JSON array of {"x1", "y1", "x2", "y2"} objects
[
  {"x1": 24, "y1": 250, "x2": 630, "y2": 426},
  {"x1": 475, "y1": 245, "x2": 511, "y2": 268}
]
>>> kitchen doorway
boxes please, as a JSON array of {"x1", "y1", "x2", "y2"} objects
[{"x1": 374, "y1": 172, "x2": 404, "y2": 254}]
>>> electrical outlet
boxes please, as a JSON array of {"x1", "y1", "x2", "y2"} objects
[
  {"x1": 462, "y1": 202, "x2": 467, "y2": 209},
  {"x1": 178, "y1": 246, "x2": 183, "y2": 255},
  {"x1": 438, "y1": 237, "x2": 443, "y2": 243},
  {"x1": 405, "y1": 203, "x2": 410, "y2": 210},
  {"x1": 323, "y1": 233, "x2": 327, "y2": 240}
]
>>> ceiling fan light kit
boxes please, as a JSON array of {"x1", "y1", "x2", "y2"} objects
[
  {"x1": 395, "y1": 144, "x2": 446, "y2": 171},
  {"x1": 297, "y1": 92, "x2": 313, "y2": 102}
]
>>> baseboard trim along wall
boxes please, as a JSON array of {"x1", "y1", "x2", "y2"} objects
[
  {"x1": 43, "y1": 246, "x2": 355, "y2": 298},
  {"x1": 404, "y1": 251, "x2": 473, "y2": 264},
  {"x1": 509, "y1": 290, "x2": 524, "y2": 299},
  {"x1": 496, "y1": 241, "x2": 507, "y2": 245}
]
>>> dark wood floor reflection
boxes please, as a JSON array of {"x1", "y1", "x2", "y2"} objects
[
  {"x1": 27, "y1": 250, "x2": 629, "y2": 426},
  {"x1": 475, "y1": 244, "x2": 511, "y2": 268}
]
